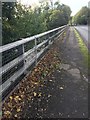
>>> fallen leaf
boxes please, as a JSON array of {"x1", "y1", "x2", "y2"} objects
[
  {"x1": 14, "y1": 114, "x2": 18, "y2": 117},
  {"x1": 14, "y1": 96, "x2": 19, "y2": 100},
  {"x1": 34, "y1": 69, "x2": 38, "y2": 72},
  {"x1": 21, "y1": 95, "x2": 24, "y2": 98},
  {"x1": 18, "y1": 98, "x2": 21, "y2": 101},
  {"x1": 49, "y1": 80, "x2": 53, "y2": 82},
  {"x1": 60, "y1": 87, "x2": 64, "y2": 90},
  {"x1": 9, "y1": 96, "x2": 13, "y2": 100},
  {"x1": 7, "y1": 103, "x2": 12, "y2": 108},
  {"x1": 33, "y1": 92, "x2": 37, "y2": 97},
  {"x1": 48, "y1": 94, "x2": 52, "y2": 98},
  {"x1": 17, "y1": 108, "x2": 21, "y2": 112},
  {"x1": 4, "y1": 111, "x2": 11, "y2": 116},
  {"x1": 38, "y1": 93, "x2": 42, "y2": 97}
]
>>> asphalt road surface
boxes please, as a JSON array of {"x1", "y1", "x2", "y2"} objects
[{"x1": 75, "y1": 25, "x2": 90, "y2": 51}]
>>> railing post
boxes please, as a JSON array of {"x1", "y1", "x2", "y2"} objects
[
  {"x1": 22, "y1": 44, "x2": 25, "y2": 54},
  {"x1": 22, "y1": 44, "x2": 26, "y2": 74},
  {"x1": 35, "y1": 37, "x2": 37, "y2": 65},
  {"x1": 48, "y1": 33, "x2": 51, "y2": 45},
  {"x1": 22, "y1": 44, "x2": 25, "y2": 63}
]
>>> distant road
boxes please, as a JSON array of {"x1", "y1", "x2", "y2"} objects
[{"x1": 74, "y1": 25, "x2": 90, "y2": 51}]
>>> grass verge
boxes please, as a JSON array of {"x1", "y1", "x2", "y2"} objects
[{"x1": 74, "y1": 28, "x2": 90, "y2": 69}]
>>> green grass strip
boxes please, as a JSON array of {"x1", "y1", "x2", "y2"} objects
[{"x1": 74, "y1": 28, "x2": 90, "y2": 69}]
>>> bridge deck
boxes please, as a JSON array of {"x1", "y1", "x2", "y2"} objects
[{"x1": 2, "y1": 27, "x2": 88, "y2": 119}]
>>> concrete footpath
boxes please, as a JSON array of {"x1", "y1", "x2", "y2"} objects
[
  {"x1": 22, "y1": 27, "x2": 88, "y2": 118},
  {"x1": 2, "y1": 27, "x2": 88, "y2": 119}
]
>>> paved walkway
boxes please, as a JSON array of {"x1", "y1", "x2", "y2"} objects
[
  {"x1": 21, "y1": 27, "x2": 88, "y2": 118},
  {"x1": 2, "y1": 27, "x2": 88, "y2": 119}
]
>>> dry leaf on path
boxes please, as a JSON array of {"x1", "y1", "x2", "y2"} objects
[
  {"x1": 59, "y1": 87, "x2": 64, "y2": 90},
  {"x1": 33, "y1": 92, "x2": 37, "y2": 97}
]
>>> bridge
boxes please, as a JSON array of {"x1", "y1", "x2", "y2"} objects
[
  {"x1": 0, "y1": 25, "x2": 67, "y2": 99},
  {"x1": 1, "y1": 25, "x2": 88, "y2": 119}
]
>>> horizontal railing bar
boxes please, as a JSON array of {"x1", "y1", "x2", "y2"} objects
[
  {"x1": 0, "y1": 44, "x2": 49, "y2": 95},
  {"x1": 0, "y1": 48, "x2": 34, "y2": 75},
  {"x1": 0, "y1": 25, "x2": 68, "y2": 99},
  {"x1": 35, "y1": 25, "x2": 66, "y2": 39},
  {"x1": 0, "y1": 36, "x2": 35, "y2": 53},
  {"x1": 0, "y1": 40, "x2": 48, "y2": 76},
  {"x1": 0, "y1": 25, "x2": 67, "y2": 53},
  {"x1": 0, "y1": 56, "x2": 36, "y2": 95},
  {"x1": 36, "y1": 40, "x2": 48, "y2": 49},
  {"x1": 1, "y1": 66, "x2": 26, "y2": 96}
]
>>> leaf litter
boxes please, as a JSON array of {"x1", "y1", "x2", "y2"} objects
[{"x1": 2, "y1": 36, "x2": 63, "y2": 119}]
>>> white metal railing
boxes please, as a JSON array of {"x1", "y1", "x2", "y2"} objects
[{"x1": 0, "y1": 25, "x2": 68, "y2": 98}]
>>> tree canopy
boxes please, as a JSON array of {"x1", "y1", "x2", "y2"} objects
[
  {"x1": 73, "y1": 6, "x2": 90, "y2": 25},
  {"x1": 2, "y1": 1, "x2": 71, "y2": 45}
]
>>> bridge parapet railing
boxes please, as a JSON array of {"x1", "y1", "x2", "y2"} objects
[{"x1": 0, "y1": 25, "x2": 68, "y2": 99}]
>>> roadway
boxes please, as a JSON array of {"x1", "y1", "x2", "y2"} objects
[{"x1": 74, "y1": 25, "x2": 90, "y2": 51}]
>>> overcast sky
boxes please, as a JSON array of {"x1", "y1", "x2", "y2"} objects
[
  {"x1": 60, "y1": 0, "x2": 89, "y2": 15},
  {"x1": 19, "y1": 0, "x2": 89, "y2": 16}
]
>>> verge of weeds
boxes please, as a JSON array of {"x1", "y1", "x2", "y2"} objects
[{"x1": 74, "y1": 28, "x2": 90, "y2": 69}]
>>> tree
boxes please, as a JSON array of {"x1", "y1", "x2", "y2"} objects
[
  {"x1": 48, "y1": 10, "x2": 65, "y2": 29},
  {"x1": 73, "y1": 6, "x2": 89, "y2": 25},
  {"x1": 69, "y1": 16, "x2": 73, "y2": 25},
  {"x1": 2, "y1": 2, "x2": 17, "y2": 45},
  {"x1": 47, "y1": 2, "x2": 71, "y2": 29},
  {"x1": 2, "y1": 1, "x2": 71, "y2": 45},
  {"x1": 2, "y1": 2, "x2": 47, "y2": 45}
]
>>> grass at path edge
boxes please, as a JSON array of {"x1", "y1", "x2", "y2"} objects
[{"x1": 74, "y1": 28, "x2": 90, "y2": 69}]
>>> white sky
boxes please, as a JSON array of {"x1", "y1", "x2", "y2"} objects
[
  {"x1": 60, "y1": 0, "x2": 89, "y2": 16},
  {"x1": 18, "y1": 0, "x2": 90, "y2": 16}
]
